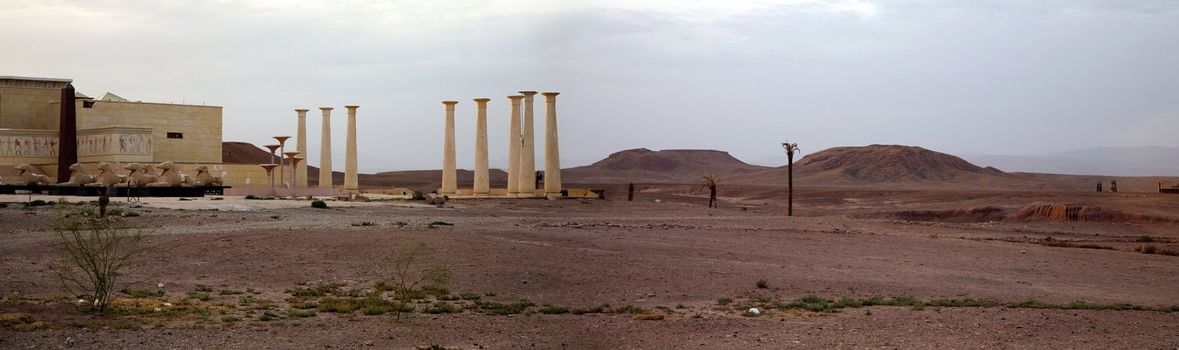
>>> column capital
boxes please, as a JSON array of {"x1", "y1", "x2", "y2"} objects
[
  {"x1": 518, "y1": 91, "x2": 538, "y2": 96},
  {"x1": 319, "y1": 107, "x2": 334, "y2": 113},
  {"x1": 345, "y1": 105, "x2": 359, "y2": 110},
  {"x1": 542, "y1": 92, "x2": 559, "y2": 98},
  {"x1": 473, "y1": 98, "x2": 490, "y2": 103},
  {"x1": 474, "y1": 98, "x2": 490, "y2": 106},
  {"x1": 442, "y1": 100, "x2": 459, "y2": 106},
  {"x1": 295, "y1": 108, "x2": 309, "y2": 113},
  {"x1": 508, "y1": 95, "x2": 524, "y2": 101}
]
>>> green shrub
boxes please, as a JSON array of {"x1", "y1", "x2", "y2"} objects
[
  {"x1": 755, "y1": 279, "x2": 768, "y2": 289},
  {"x1": 311, "y1": 200, "x2": 328, "y2": 209},
  {"x1": 717, "y1": 297, "x2": 733, "y2": 306},
  {"x1": 121, "y1": 288, "x2": 165, "y2": 298},
  {"x1": 539, "y1": 305, "x2": 569, "y2": 314},
  {"x1": 287, "y1": 309, "x2": 316, "y2": 318},
  {"x1": 571, "y1": 304, "x2": 610, "y2": 315},
  {"x1": 424, "y1": 302, "x2": 463, "y2": 314}
]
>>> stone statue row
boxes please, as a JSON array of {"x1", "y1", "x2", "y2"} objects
[{"x1": 2, "y1": 162, "x2": 222, "y2": 187}]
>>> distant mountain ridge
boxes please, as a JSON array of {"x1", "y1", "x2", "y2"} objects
[{"x1": 964, "y1": 146, "x2": 1179, "y2": 176}]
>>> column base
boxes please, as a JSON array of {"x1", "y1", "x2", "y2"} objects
[{"x1": 545, "y1": 193, "x2": 561, "y2": 200}]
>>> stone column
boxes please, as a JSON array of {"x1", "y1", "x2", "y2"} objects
[
  {"x1": 542, "y1": 92, "x2": 561, "y2": 199},
  {"x1": 473, "y1": 98, "x2": 490, "y2": 196},
  {"x1": 318, "y1": 107, "x2": 334, "y2": 188},
  {"x1": 506, "y1": 95, "x2": 523, "y2": 196},
  {"x1": 518, "y1": 91, "x2": 538, "y2": 197},
  {"x1": 440, "y1": 101, "x2": 458, "y2": 195},
  {"x1": 295, "y1": 109, "x2": 309, "y2": 188},
  {"x1": 57, "y1": 83, "x2": 77, "y2": 183},
  {"x1": 344, "y1": 105, "x2": 359, "y2": 193}
]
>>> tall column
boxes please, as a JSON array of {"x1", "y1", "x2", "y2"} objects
[
  {"x1": 295, "y1": 109, "x2": 309, "y2": 188},
  {"x1": 517, "y1": 91, "x2": 538, "y2": 197},
  {"x1": 318, "y1": 107, "x2": 334, "y2": 188},
  {"x1": 344, "y1": 105, "x2": 359, "y2": 193},
  {"x1": 56, "y1": 83, "x2": 77, "y2": 183},
  {"x1": 440, "y1": 101, "x2": 458, "y2": 195},
  {"x1": 473, "y1": 98, "x2": 490, "y2": 196},
  {"x1": 542, "y1": 92, "x2": 561, "y2": 199},
  {"x1": 506, "y1": 95, "x2": 523, "y2": 196}
]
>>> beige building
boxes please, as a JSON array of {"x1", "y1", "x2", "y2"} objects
[{"x1": 1, "y1": 75, "x2": 265, "y2": 186}]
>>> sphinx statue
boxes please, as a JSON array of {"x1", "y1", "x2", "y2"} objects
[
  {"x1": 9, "y1": 164, "x2": 51, "y2": 185},
  {"x1": 122, "y1": 163, "x2": 159, "y2": 187},
  {"x1": 56, "y1": 163, "x2": 97, "y2": 186},
  {"x1": 85, "y1": 162, "x2": 125, "y2": 187},
  {"x1": 191, "y1": 165, "x2": 223, "y2": 186},
  {"x1": 146, "y1": 161, "x2": 185, "y2": 187}
]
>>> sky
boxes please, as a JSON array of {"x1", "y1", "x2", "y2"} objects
[{"x1": 2, "y1": 0, "x2": 1177, "y2": 171}]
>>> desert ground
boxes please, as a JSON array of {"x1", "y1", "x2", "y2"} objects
[{"x1": 1, "y1": 183, "x2": 1177, "y2": 349}]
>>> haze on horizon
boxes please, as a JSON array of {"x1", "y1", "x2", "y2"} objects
[{"x1": 2, "y1": 0, "x2": 1177, "y2": 172}]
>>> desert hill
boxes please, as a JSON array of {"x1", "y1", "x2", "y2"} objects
[
  {"x1": 728, "y1": 145, "x2": 1009, "y2": 187},
  {"x1": 562, "y1": 148, "x2": 768, "y2": 184}
]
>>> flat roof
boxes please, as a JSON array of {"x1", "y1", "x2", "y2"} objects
[{"x1": 0, "y1": 75, "x2": 73, "y2": 83}]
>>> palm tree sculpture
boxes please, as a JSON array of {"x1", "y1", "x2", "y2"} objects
[
  {"x1": 700, "y1": 174, "x2": 719, "y2": 208},
  {"x1": 782, "y1": 142, "x2": 800, "y2": 216}
]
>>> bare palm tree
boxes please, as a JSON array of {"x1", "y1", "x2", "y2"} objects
[
  {"x1": 781, "y1": 142, "x2": 800, "y2": 216},
  {"x1": 700, "y1": 174, "x2": 719, "y2": 208}
]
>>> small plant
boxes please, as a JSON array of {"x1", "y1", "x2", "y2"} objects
[
  {"x1": 186, "y1": 291, "x2": 212, "y2": 301},
  {"x1": 390, "y1": 241, "x2": 451, "y2": 302},
  {"x1": 221, "y1": 315, "x2": 241, "y2": 322},
  {"x1": 1136, "y1": 235, "x2": 1156, "y2": 243},
  {"x1": 245, "y1": 195, "x2": 259, "y2": 200},
  {"x1": 717, "y1": 297, "x2": 733, "y2": 306},
  {"x1": 473, "y1": 300, "x2": 534, "y2": 315},
  {"x1": 571, "y1": 304, "x2": 610, "y2": 315},
  {"x1": 311, "y1": 200, "x2": 328, "y2": 209},
  {"x1": 121, "y1": 288, "x2": 165, "y2": 298},
  {"x1": 424, "y1": 302, "x2": 463, "y2": 314},
  {"x1": 539, "y1": 305, "x2": 570, "y2": 314},
  {"x1": 352, "y1": 221, "x2": 376, "y2": 227},
  {"x1": 755, "y1": 279, "x2": 768, "y2": 289},
  {"x1": 258, "y1": 311, "x2": 278, "y2": 321},
  {"x1": 49, "y1": 206, "x2": 147, "y2": 312},
  {"x1": 459, "y1": 293, "x2": 481, "y2": 301},
  {"x1": 633, "y1": 312, "x2": 665, "y2": 320},
  {"x1": 287, "y1": 309, "x2": 316, "y2": 318},
  {"x1": 219, "y1": 288, "x2": 244, "y2": 295},
  {"x1": 613, "y1": 305, "x2": 644, "y2": 314}
]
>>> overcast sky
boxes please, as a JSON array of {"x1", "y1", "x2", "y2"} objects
[{"x1": 3, "y1": 0, "x2": 1176, "y2": 171}]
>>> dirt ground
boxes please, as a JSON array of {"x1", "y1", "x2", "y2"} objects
[{"x1": 1, "y1": 185, "x2": 1177, "y2": 349}]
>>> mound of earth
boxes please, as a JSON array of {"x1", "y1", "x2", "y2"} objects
[
  {"x1": 881, "y1": 203, "x2": 1174, "y2": 224},
  {"x1": 222, "y1": 142, "x2": 274, "y2": 164},
  {"x1": 563, "y1": 148, "x2": 767, "y2": 184},
  {"x1": 729, "y1": 145, "x2": 1014, "y2": 189},
  {"x1": 1007, "y1": 203, "x2": 1174, "y2": 224}
]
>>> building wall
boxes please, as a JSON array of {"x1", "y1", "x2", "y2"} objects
[
  {"x1": 0, "y1": 78, "x2": 69, "y2": 130},
  {"x1": 53, "y1": 100, "x2": 223, "y2": 163}
]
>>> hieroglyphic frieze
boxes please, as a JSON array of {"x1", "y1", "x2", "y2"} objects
[
  {"x1": 78, "y1": 132, "x2": 152, "y2": 156},
  {"x1": 0, "y1": 135, "x2": 58, "y2": 157}
]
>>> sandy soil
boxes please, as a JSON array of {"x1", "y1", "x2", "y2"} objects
[{"x1": 1, "y1": 186, "x2": 1178, "y2": 349}]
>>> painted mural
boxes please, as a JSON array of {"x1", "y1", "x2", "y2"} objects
[
  {"x1": 78, "y1": 132, "x2": 152, "y2": 156},
  {"x1": 0, "y1": 135, "x2": 58, "y2": 157}
]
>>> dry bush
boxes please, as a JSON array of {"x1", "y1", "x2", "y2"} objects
[{"x1": 50, "y1": 205, "x2": 147, "y2": 312}]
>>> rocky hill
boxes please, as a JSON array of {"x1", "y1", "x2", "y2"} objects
[{"x1": 562, "y1": 148, "x2": 768, "y2": 184}]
